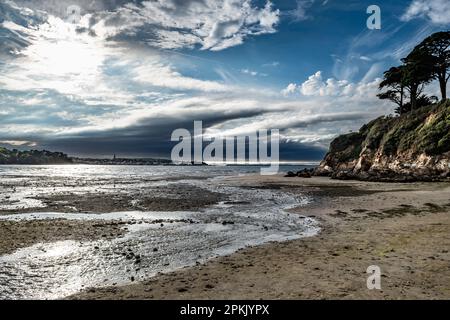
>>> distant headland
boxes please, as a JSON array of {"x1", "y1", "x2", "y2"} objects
[
  {"x1": 0, "y1": 148, "x2": 72, "y2": 165},
  {"x1": 0, "y1": 148, "x2": 174, "y2": 165}
]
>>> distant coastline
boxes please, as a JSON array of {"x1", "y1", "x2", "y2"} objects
[
  {"x1": 0, "y1": 147, "x2": 174, "y2": 165},
  {"x1": 0, "y1": 147, "x2": 320, "y2": 167},
  {"x1": 71, "y1": 157, "x2": 173, "y2": 166}
]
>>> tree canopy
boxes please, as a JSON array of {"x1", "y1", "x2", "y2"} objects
[{"x1": 378, "y1": 31, "x2": 449, "y2": 115}]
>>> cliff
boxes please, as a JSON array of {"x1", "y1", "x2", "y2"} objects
[
  {"x1": 0, "y1": 148, "x2": 72, "y2": 165},
  {"x1": 316, "y1": 100, "x2": 450, "y2": 182}
]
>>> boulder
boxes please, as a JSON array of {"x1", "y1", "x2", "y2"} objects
[
  {"x1": 284, "y1": 171, "x2": 296, "y2": 178},
  {"x1": 297, "y1": 169, "x2": 312, "y2": 178}
]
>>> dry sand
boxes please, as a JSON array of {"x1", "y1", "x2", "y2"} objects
[{"x1": 72, "y1": 176, "x2": 450, "y2": 300}]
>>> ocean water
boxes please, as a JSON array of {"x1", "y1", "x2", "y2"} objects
[{"x1": 0, "y1": 165, "x2": 319, "y2": 299}]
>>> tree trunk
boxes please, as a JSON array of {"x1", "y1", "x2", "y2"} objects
[
  {"x1": 400, "y1": 85, "x2": 404, "y2": 114},
  {"x1": 439, "y1": 75, "x2": 447, "y2": 101},
  {"x1": 410, "y1": 86, "x2": 417, "y2": 111}
]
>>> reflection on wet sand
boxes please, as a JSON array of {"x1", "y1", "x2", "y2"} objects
[{"x1": 0, "y1": 165, "x2": 318, "y2": 299}]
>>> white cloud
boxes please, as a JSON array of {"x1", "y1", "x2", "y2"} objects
[
  {"x1": 241, "y1": 69, "x2": 258, "y2": 76},
  {"x1": 359, "y1": 56, "x2": 372, "y2": 62},
  {"x1": 0, "y1": 140, "x2": 37, "y2": 147},
  {"x1": 281, "y1": 83, "x2": 298, "y2": 96},
  {"x1": 91, "y1": 0, "x2": 280, "y2": 51},
  {"x1": 263, "y1": 61, "x2": 280, "y2": 67},
  {"x1": 301, "y1": 71, "x2": 330, "y2": 96},
  {"x1": 401, "y1": 0, "x2": 450, "y2": 24},
  {"x1": 361, "y1": 63, "x2": 384, "y2": 83},
  {"x1": 282, "y1": 70, "x2": 382, "y2": 98},
  {"x1": 4, "y1": 0, "x2": 280, "y2": 52},
  {"x1": 132, "y1": 61, "x2": 231, "y2": 92},
  {"x1": 241, "y1": 68, "x2": 267, "y2": 77},
  {"x1": 288, "y1": 0, "x2": 315, "y2": 21}
]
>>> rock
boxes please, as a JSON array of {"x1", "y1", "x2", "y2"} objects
[
  {"x1": 440, "y1": 171, "x2": 450, "y2": 178},
  {"x1": 314, "y1": 165, "x2": 333, "y2": 177},
  {"x1": 333, "y1": 171, "x2": 353, "y2": 180},
  {"x1": 222, "y1": 221, "x2": 235, "y2": 225},
  {"x1": 284, "y1": 171, "x2": 296, "y2": 178},
  {"x1": 297, "y1": 171, "x2": 311, "y2": 178}
]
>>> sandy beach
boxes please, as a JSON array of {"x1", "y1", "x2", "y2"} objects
[
  {"x1": 1, "y1": 168, "x2": 449, "y2": 300},
  {"x1": 71, "y1": 175, "x2": 450, "y2": 300}
]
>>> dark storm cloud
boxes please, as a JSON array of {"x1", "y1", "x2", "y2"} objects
[
  {"x1": 43, "y1": 136, "x2": 328, "y2": 160},
  {"x1": 39, "y1": 108, "x2": 270, "y2": 157},
  {"x1": 33, "y1": 110, "x2": 363, "y2": 159}
]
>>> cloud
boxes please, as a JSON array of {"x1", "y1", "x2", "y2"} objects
[
  {"x1": 282, "y1": 71, "x2": 381, "y2": 98},
  {"x1": 12, "y1": 0, "x2": 131, "y2": 16},
  {"x1": 2, "y1": 0, "x2": 280, "y2": 53},
  {"x1": 359, "y1": 56, "x2": 372, "y2": 62},
  {"x1": 281, "y1": 83, "x2": 298, "y2": 96},
  {"x1": 91, "y1": 0, "x2": 280, "y2": 51},
  {"x1": 240, "y1": 68, "x2": 267, "y2": 77},
  {"x1": 132, "y1": 60, "x2": 231, "y2": 92},
  {"x1": 204, "y1": 111, "x2": 370, "y2": 139},
  {"x1": 361, "y1": 63, "x2": 384, "y2": 83},
  {"x1": 401, "y1": 0, "x2": 450, "y2": 24},
  {"x1": 287, "y1": 0, "x2": 315, "y2": 22},
  {"x1": 262, "y1": 61, "x2": 280, "y2": 67},
  {"x1": 0, "y1": 140, "x2": 37, "y2": 147}
]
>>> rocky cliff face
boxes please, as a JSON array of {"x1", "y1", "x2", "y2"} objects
[{"x1": 316, "y1": 100, "x2": 450, "y2": 182}]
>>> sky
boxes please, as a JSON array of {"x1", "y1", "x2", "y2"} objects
[{"x1": 0, "y1": 0, "x2": 449, "y2": 160}]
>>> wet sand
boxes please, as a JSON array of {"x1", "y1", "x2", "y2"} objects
[
  {"x1": 0, "y1": 184, "x2": 224, "y2": 215},
  {"x1": 0, "y1": 183, "x2": 225, "y2": 257},
  {"x1": 72, "y1": 176, "x2": 450, "y2": 300},
  {"x1": 0, "y1": 219, "x2": 125, "y2": 256}
]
